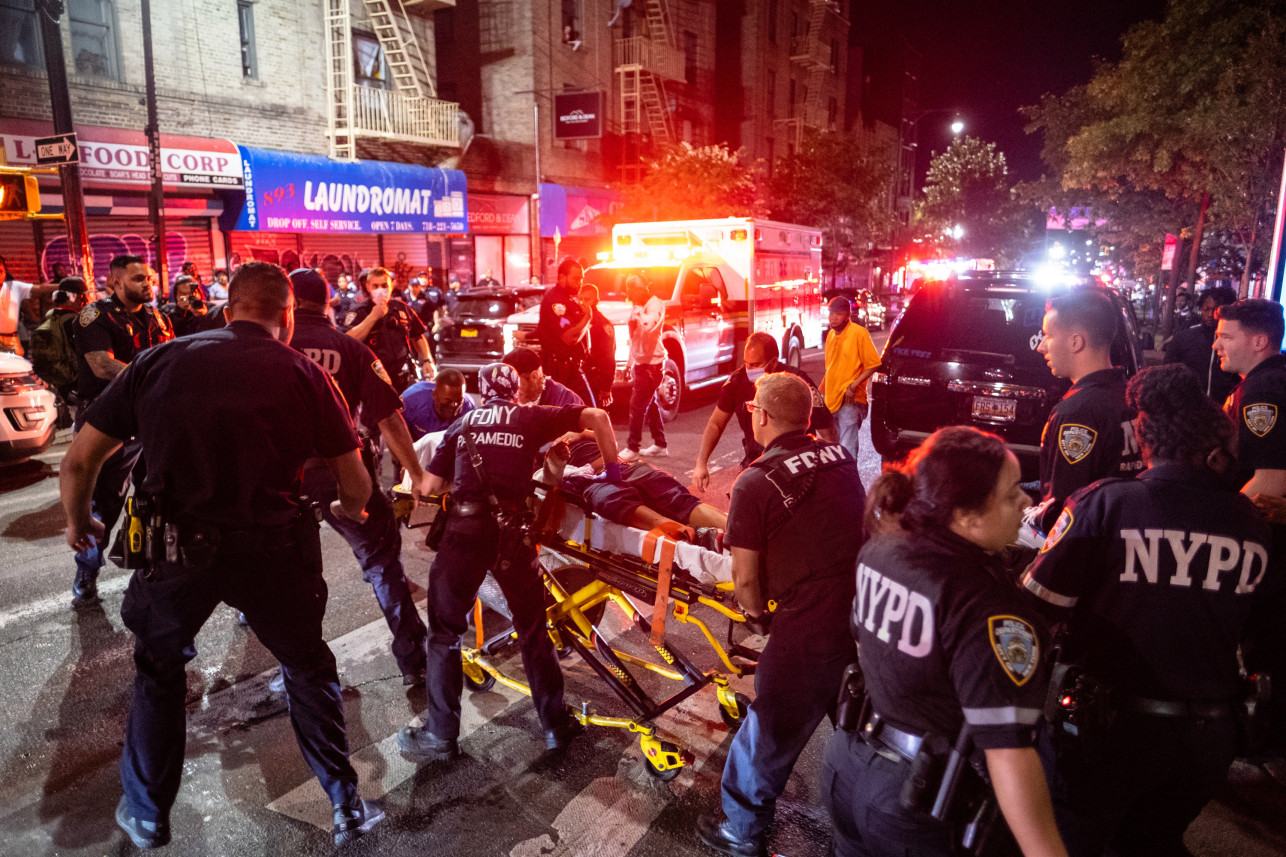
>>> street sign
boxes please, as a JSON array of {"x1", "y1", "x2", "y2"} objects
[
  {"x1": 34, "y1": 132, "x2": 78, "y2": 165},
  {"x1": 1160, "y1": 233, "x2": 1178, "y2": 271}
]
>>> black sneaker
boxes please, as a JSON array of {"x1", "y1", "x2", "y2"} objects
[
  {"x1": 71, "y1": 571, "x2": 100, "y2": 610},
  {"x1": 332, "y1": 797, "x2": 385, "y2": 846},
  {"x1": 397, "y1": 724, "x2": 459, "y2": 761},
  {"x1": 115, "y1": 796, "x2": 170, "y2": 850},
  {"x1": 694, "y1": 811, "x2": 766, "y2": 857},
  {"x1": 544, "y1": 716, "x2": 586, "y2": 751}
]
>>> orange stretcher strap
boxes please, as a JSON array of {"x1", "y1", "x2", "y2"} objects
[
  {"x1": 643, "y1": 522, "x2": 688, "y2": 647},
  {"x1": 474, "y1": 599, "x2": 484, "y2": 649}
]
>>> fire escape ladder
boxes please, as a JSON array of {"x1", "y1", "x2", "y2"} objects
[
  {"x1": 363, "y1": 0, "x2": 436, "y2": 97},
  {"x1": 326, "y1": 0, "x2": 356, "y2": 159}
]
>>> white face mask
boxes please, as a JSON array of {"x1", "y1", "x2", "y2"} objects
[
  {"x1": 370, "y1": 287, "x2": 389, "y2": 305},
  {"x1": 745, "y1": 366, "x2": 766, "y2": 382}
]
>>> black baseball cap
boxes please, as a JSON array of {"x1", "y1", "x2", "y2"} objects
[{"x1": 289, "y1": 268, "x2": 329, "y2": 305}]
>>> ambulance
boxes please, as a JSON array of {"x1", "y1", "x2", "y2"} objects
[{"x1": 503, "y1": 217, "x2": 824, "y2": 420}]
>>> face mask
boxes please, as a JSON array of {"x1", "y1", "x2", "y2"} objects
[
  {"x1": 371, "y1": 288, "x2": 389, "y2": 305},
  {"x1": 746, "y1": 366, "x2": 766, "y2": 382}
]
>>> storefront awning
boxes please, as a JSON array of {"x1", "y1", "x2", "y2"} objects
[
  {"x1": 226, "y1": 147, "x2": 468, "y2": 235},
  {"x1": 539, "y1": 183, "x2": 620, "y2": 238},
  {"x1": 0, "y1": 119, "x2": 243, "y2": 190}
]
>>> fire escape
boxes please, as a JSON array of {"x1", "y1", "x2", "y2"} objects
[
  {"x1": 779, "y1": 0, "x2": 844, "y2": 149},
  {"x1": 325, "y1": 0, "x2": 459, "y2": 160},
  {"x1": 613, "y1": 0, "x2": 686, "y2": 181}
]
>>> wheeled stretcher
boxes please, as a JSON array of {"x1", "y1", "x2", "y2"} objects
[{"x1": 394, "y1": 483, "x2": 762, "y2": 780}]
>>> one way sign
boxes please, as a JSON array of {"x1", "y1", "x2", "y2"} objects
[{"x1": 34, "y1": 133, "x2": 79, "y2": 166}]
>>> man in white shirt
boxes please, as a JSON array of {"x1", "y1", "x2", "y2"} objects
[
  {"x1": 0, "y1": 255, "x2": 55, "y2": 356},
  {"x1": 621, "y1": 275, "x2": 668, "y2": 461}
]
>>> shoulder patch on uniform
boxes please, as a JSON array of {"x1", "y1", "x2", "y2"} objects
[
  {"x1": 987, "y1": 615, "x2": 1040, "y2": 687},
  {"x1": 1040, "y1": 509, "x2": 1073, "y2": 553},
  {"x1": 371, "y1": 359, "x2": 393, "y2": 387},
  {"x1": 1243, "y1": 403, "x2": 1277, "y2": 437},
  {"x1": 344, "y1": 311, "x2": 357, "y2": 327},
  {"x1": 1058, "y1": 423, "x2": 1097, "y2": 464},
  {"x1": 78, "y1": 305, "x2": 99, "y2": 327},
  {"x1": 552, "y1": 302, "x2": 566, "y2": 317}
]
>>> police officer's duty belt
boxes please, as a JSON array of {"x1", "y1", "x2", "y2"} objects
[{"x1": 862, "y1": 714, "x2": 924, "y2": 763}]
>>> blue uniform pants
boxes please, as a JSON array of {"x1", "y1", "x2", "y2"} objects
[
  {"x1": 302, "y1": 467, "x2": 426, "y2": 677},
  {"x1": 720, "y1": 637, "x2": 852, "y2": 839},
  {"x1": 118, "y1": 525, "x2": 358, "y2": 824},
  {"x1": 424, "y1": 513, "x2": 567, "y2": 740},
  {"x1": 74, "y1": 437, "x2": 143, "y2": 580},
  {"x1": 823, "y1": 730, "x2": 958, "y2": 857}
]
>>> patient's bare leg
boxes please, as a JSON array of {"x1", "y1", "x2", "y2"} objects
[
  {"x1": 687, "y1": 504, "x2": 727, "y2": 530},
  {"x1": 625, "y1": 506, "x2": 676, "y2": 531}
]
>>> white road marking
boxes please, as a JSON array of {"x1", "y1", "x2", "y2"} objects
[{"x1": 0, "y1": 573, "x2": 130, "y2": 630}]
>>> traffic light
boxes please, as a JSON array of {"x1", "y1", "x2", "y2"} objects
[{"x1": 0, "y1": 171, "x2": 41, "y2": 220}]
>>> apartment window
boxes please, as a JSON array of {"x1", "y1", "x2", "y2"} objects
[
  {"x1": 69, "y1": 0, "x2": 121, "y2": 80},
  {"x1": 238, "y1": 1, "x2": 257, "y2": 79},
  {"x1": 353, "y1": 32, "x2": 391, "y2": 90},
  {"x1": 830, "y1": 38, "x2": 839, "y2": 74},
  {"x1": 479, "y1": 0, "x2": 512, "y2": 54},
  {"x1": 683, "y1": 31, "x2": 697, "y2": 84},
  {"x1": 765, "y1": 69, "x2": 775, "y2": 118},
  {"x1": 766, "y1": 138, "x2": 774, "y2": 177},
  {"x1": 0, "y1": 0, "x2": 42, "y2": 69},
  {"x1": 767, "y1": 0, "x2": 777, "y2": 44},
  {"x1": 561, "y1": 0, "x2": 581, "y2": 48}
]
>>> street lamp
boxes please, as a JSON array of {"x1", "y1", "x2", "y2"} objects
[
  {"x1": 950, "y1": 120, "x2": 964, "y2": 135},
  {"x1": 898, "y1": 108, "x2": 965, "y2": 227}
]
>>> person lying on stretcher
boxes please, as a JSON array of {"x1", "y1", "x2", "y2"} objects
[{"x1": 540, "y1": 434, "x2": 728, "y2": 548}]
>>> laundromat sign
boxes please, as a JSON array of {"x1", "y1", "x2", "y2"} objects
[{"x1": 0, "y1": 121, "x2": 242, "y2": 188}]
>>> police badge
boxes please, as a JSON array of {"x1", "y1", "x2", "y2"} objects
[
  {"x1": 78, "y1": 305, "x2": 100, "y2": 327},
  {"x1": 988, "y1": 615, "x2": 1040, "y2": 686},
  {"x1": 1244, "y1": 403, "x2": 1277, "y2": 438},
  {"x1": 1058, "y1": 423, "x2": 1097, "y2": 464},
  {"x1": 552, "y1": 302, "x2": 566, "y2": 317},
  {"x1": 372, "y1": 360, "x2": 393, "y2": 387}
]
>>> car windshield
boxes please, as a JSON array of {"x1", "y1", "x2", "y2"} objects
[
  {"x1": 889, "y1": 287, "x2": 1049, "y2": 368},
  {"x1": 453, "y1": 294, "x2": 537, "y2": 320},
  {"x1": 584, "y1": 266, "x2": 682, "y2": 302}
]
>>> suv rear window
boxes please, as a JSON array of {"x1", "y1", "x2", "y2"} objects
[
  {"x1": 453, "y1": 294, "x2": 539, "y2": 320},
  {"x1": 890, "y1": 287, "x2": 1048, "y2": 368}
]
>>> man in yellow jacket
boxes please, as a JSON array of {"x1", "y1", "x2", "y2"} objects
[{"x1": 822, "y1": 296, "x2": 881, "y2": 465}]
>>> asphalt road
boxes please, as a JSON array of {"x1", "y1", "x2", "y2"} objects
[{"x1": 0, "y1": 338, "x2": 1283, "y2": 856}]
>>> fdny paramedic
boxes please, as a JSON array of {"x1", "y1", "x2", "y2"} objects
[
  {"x1": 397, "y1": 362, "x2": 619, "y2": 760},
  {"x1": 696, "y1": 372, "x2": 863, "y2": 857},
  {"x1": 1022, "y1": 365, "x2": 1271, "y2": 855},
  {"x1": 693, "y1": 332, "x2": 834, "y2": 492},
  {"x1": 824, "y1": 426, "x2": 1065, "y2": 857},
  {"x1": 287, "y1": 268, "x2": 431, "y2": 686},
  {"x1": 1213, "y1": 297, "x2": 1286, "y2": 756},
  {"x1": 1033, "y1": 289, "x2": 1142, "y2": 532}
]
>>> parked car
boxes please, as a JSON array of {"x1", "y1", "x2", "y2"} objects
[
  {"x1": 432, "y1": 286, "x2": 545, "y2": 380},
  {"x1": 0, "y1": 352, "x2": 57, "y2": 463},
  {"x1": 869, "y1": 271, "x2": 1146, "y2": 480},
  {"x1": 821, "y1": 288, "x2": 886, "y2": 330}
]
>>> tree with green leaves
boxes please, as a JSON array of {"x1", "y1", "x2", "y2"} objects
[
  {"x1": 613, "y1": 143, "x2": 764, "y2": 223},
  {"x1": 917, "y1": 135, "x2": 1034, "y2": 265},
  {"x1": 766, "y1": 128, "x2": 895, "y2": 281}
]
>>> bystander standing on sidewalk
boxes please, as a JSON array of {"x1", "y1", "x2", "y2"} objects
[
  {"x1": 622, "y1": 275, "x2": 668, "y2": 461},
  {"x1": 821, "y1": 296, "x2": 881, "y2": 464}
]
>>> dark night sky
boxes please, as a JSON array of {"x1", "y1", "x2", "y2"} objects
[{"x1": 900, "y1": 0, "x2": 1169, "y2": 181}]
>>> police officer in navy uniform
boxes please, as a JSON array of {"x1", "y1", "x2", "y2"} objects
[
  {"x1": 343, "y1": 266, "x2": 434, "y2": 392},
  {"x1": 69, "y1": 254, "x2": 174, "y2": 608},
  {"x1": 695, "y1": 372, "x2": 864, "y2": 857},
  {"x1": 693, "y1": 331, "x2": 835, "y2": 492},
  {"x1": 537, "y1": 257, "x2": 596, "y2": 406},
  {"x1": 1022, "y1": 365, "x2": 1272, "y2": 856},
  {"x1": 1032, "y1": 288, "x2": 1143, "y2": 532},
  {"x1": 824, "y1": 426, "x2": 1066, "y2": 857},
  {"x1": 1214, "y1": 297, "x2": 1286, "y2": 756},
  {"x1": 60, "y1": 262, "x2": 384, "y2": 848},
  {"x1": 397, "y1": 362, "x2": 620, "y2": 760},
  {"x1": 288, "y1": 268, "x2": 430, "y2": 686}
]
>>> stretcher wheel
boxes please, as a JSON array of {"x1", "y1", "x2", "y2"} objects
[
  {"x1": 644, "y1": 755, "x2": 682, "y2": 782},
  {"x1": 545, "y1": 564, "x2": 606, "y2": 626},
  {"x1": 463, "y1": 665, "x2": 496, "y2": 692},
  {"x1": 719, "y1": 692, "x2": 751, "y2": 729}
]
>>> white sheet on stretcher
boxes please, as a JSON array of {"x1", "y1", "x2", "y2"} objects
[{"x1": 541, "y1": 500, "x2": 732, "y2": 587}]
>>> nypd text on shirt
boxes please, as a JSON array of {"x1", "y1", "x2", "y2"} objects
[
  {"x1": 855, "y1": 563, "x2": 934, "y2": 657},
  {"x1": 1120, "y1": 529, "x2": 1268, "y2": 594}
]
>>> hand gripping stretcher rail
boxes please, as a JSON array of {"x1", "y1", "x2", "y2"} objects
[{"x1": 394, "y1": 482, "x2": 763, "y2": 780}]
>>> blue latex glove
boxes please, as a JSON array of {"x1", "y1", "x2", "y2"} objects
[{"x1": 597, "y1": 461, "x2": 623, "y2": 483}]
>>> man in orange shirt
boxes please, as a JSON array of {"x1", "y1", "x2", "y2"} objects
[{"x1": 821, "y1": 296, "x2": 881, "y2": 465}]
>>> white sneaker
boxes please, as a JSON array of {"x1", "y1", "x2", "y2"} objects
[
  {"x1": 640, "y1": 445, "x2": 669, "y2": 457},
  {"x1": 619, "y1": 448, "x2": 640, "y2": 462}
]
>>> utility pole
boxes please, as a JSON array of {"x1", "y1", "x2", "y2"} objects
[
  {"x1": 141, "y1": 0, "x2": 168, "y2": 297},
  {"x1": 35, "y1": 0, "x2": 92, "y2": 284}
]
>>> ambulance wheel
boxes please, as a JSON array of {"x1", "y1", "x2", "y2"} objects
[
  {"x1": 463, "y1": 669, "x2": 495, "y2": 693},
  {"x1": 719, "y1": 692, "x2": 751, "y2": 729},
  {"x1": 657, "y1": 357, "x2": 682, "y2": 423},
  {"x1": 785, "y1": 335, "x2": 803, "y2": 369},
  {"x1": 644, "y1": 756, "x2": 682, "y2": 782}
]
